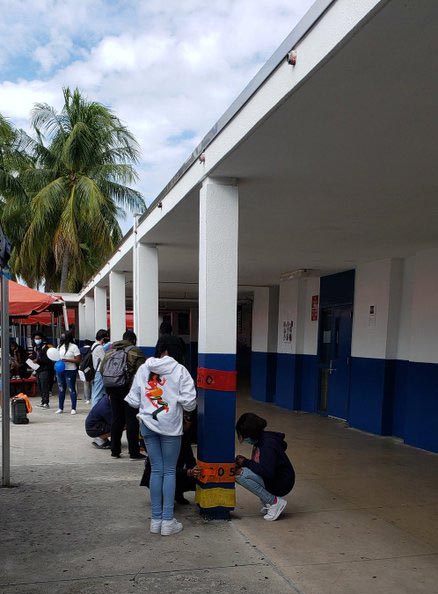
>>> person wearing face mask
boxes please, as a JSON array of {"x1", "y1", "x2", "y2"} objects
[
  {"x1": 31, "y1": 333, "x2": 54, "y2": 409},
  {"x1": 234, "y1": 412, "x2": 295, "y2": 521}
]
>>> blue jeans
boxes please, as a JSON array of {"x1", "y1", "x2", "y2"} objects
[
  {"x1": 91, "y1": 371, "x2": 105, "y2": 407},
  {"x1": 140, "y1": 423, "x2": 181, "y2": 521},
  {"x1": 57, "y1": 370, "x2": 78, "y2": 411},
  {"x1": 236, "y1": 467, "x2": 275, "y2": 505}
]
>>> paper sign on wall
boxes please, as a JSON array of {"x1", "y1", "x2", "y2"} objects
[
  {"x1": 282, "y1": 320, "x2": 293, "y2": 343},
  {"x1": 368, "y1": 304, "x2": 376, "y2": 328},
  {"x1": 311, "y1": 295, "x2": 319, "y2": 321}
]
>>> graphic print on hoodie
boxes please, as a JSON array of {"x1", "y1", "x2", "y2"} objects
[
  {"x1": 146, "y1": 374, "x2": 169, "y2": 419},
  {"x1": 125, "y1": 356, "x2": 197, "y2": 436}
]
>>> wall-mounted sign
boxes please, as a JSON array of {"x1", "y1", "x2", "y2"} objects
[
  {"x1": 282, "y1": 320, "x2": 293, "y2": 343},
  {"x1": 311, "y1": 295, "x2": 319, "y2": 321},
  {"x1": 368, "y1": 304, "x2": 376, "y2": 328}
]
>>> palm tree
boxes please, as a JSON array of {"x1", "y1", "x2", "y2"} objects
[
  {"x1": 0, "y1": 115, "x2": 33, "y2": 276},
  {"x1": 18, "y1": 87, "x2": 145, "y2": 291}
]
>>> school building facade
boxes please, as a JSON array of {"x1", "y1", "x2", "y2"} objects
[{"x1": 66, "y1": 0, "x2": 438, "y2": 517}]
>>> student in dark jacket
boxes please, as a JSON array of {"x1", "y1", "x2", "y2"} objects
[
  {"x1": 85, "y1": 394, "x2": 112, "y2": 449},
  {"x1": 235, "y1": 412, "x2": 295, "y2": 521}
]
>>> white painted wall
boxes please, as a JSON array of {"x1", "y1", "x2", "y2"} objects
[
  {"x1": 252, "y1": 286, "x2": 279, "y2": 353},
  {"x1": 276, "y1": 277, "x2": 320, "y2": 355},
  {"x1": 352, "y1": 259, "x2": 403, "y2": 359},
  {"x1": 396, "y1": 256, "x2": 415, "y2": 361},
  {"x1": 409, "y1": 247, "x2": 438, "y2": 364}
]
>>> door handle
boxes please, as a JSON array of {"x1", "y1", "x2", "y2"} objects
[{"x1": 329, "y1": 361, "x2": 337, "y2": 375}]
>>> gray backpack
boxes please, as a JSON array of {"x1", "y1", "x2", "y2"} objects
[{"x1": 102, "y1": 346, "x2": 134, "y2": 389}]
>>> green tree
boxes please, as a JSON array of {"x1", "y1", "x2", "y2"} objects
[
  {"x1": 12, "y1": 87, "x2": 145, "y2": 291},
  {"x1": 0, "y1": 115, "x2": 32, "y2": 276}
]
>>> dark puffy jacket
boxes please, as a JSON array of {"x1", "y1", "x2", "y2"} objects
[{"x1": 242, "y1": 431, "x2": 295, "y2": 497}]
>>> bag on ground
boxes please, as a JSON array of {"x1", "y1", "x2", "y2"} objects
[
  {"x1": 11, "y1": 397, "x2": 29, "y2": 424},
  {"x1": 102, "y1": 346, "x2": 134, "y2": 389}
]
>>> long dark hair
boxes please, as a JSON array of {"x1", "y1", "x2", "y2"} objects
[
  {"x1": 154, "y1": 335, "x2": 185, "y2": 365},
  {"x1": 61, "y1": 330, "x2": 75, "y2": 351},
  {"x1": 236, "y1": 413, "x2": 267, "y2": 442}
]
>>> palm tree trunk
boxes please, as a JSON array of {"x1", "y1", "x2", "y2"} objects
[{"x1": 59, "y1": 249, "x2": 69, "y2": 292}]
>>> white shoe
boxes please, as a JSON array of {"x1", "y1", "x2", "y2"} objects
[
  {"x1": 161, "y1": 519, "x2": 183, "y2": 536},
  {"x1": 85, "y1": 400, "x2": 91, "y2": 404},
  {"x1": 263, "y1": 497, "x2": 287, "y2": 521},
  {"x1": 55, "y1": 409, "x2": 63, "y2": 414},
  {"x1": 150, "y1": 519, "x2": 162, "y2": 534},
  {"x1": 71, "y1": 409, "x2": 77, "y2": 415}
]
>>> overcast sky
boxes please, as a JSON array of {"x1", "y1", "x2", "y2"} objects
[{"x1": 0, "y1": 0, "x2": 313, "y2": 231}]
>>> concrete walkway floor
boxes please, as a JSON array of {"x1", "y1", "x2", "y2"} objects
[{"x1": 1, "y1": 390, "x2": 437, "y2": 594}]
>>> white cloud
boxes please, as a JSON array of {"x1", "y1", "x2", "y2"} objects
[{"x1": 0, "y1": 0, "x2": 313, "y2": 231}]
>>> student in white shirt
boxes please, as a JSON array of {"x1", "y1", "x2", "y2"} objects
[
  {"x1": 56, "y1": 331, "x2": 81, "y2": 415},
  {"x1": 90, "y1": 329, "x2": 110, "y2": 407}
]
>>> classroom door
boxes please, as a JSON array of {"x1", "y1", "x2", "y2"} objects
[{"x1": 318, "y1": 305, "x2": 353, "y2": 419}]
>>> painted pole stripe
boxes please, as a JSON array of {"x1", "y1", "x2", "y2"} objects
[
  {"x1": 197, "y1": 368, "x2": 237, "y2": 391},
  {"x1": 195, "y1": 485, "x2": 236, "y2": 509},
  {"x1": 197, "y1": 460, "x2": 237, "y2": 484}
]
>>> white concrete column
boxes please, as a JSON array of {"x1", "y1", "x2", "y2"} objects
[
  {"x1": 134, "y1": 243, "x2": 158, "y2": 353},
  {"x1": 349, "y1": 258, "x2": 403, "y2": 435},
  {"x1": 251, "y1": 286, "x2": 279, "y2": 402},
  {"x1": 94, "y1": 286, "x2": 107, "y2": 335},
  {"x1": 109, "y1": 271, "x2": 126, "y2": 342},
  {"x1": 351, "y1": 258, "x2": 403, "y2": 360},
  {"x1": 78, "y1": 302, "x2": 87, "y2": 342},
  {"x1": 198, "y1": 178, "x2": 238, "y2": 355},
  {"x1": 196, "y1": 177, "x2": 238, "y2": 519},
  {"x1": 84, "y1": 295, "x2": 95, "y2": 341}
]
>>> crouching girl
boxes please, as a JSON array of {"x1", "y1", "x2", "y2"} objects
[{"x1": 235, "y1": 412, "x2": 295, "y2": 521}]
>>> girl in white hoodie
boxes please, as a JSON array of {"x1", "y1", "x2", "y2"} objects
[{"x1": 125, "y1": 335, "x2": 196, "y2": 536}]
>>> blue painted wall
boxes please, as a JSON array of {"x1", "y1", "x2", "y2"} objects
[
  {"x1": 251, "y1": 352, "x2": 318, "y2": 411},
  {"x1": 250, "y1": 352, "x2": 277, "y2": 403},
  {"x1": 404, "y1": 361, "x2": 438, "y2": 453}
]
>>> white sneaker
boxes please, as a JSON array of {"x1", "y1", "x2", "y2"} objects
[
  {"x1": 55, "y1": 409, "x2": 63, "y2": 414},
  {"x1": 161, "y1": 519, "x2": 183, "y2": 536},
  {"x1": 150, "y1": 519, "x2": 162, "y2": 534},
  {"x1": 263, "y1": 497, "x2": 287, "y2": 521},
  {"x1": 85, "y1": 400, "x2": 91, "y2": 404},
  {"x1": 71, "y1": 409, "x2": 77, "y2": 415}
]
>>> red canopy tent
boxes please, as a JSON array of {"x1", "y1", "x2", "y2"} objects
[{"x1": 4, "y1": 280, "x2": 61, "y2": 317}]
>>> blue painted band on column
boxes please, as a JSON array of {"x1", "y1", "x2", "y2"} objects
[
  {"x1": 197, "y1": 352, "x2": 236, "y2": 516},
  {"x1": 139, "y1": 346, "x2": 155, "y2": 358},
  {"x1": 198, "y1": 353, "x2": 236, "y2": 372}
]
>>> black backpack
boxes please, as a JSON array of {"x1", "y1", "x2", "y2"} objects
[
  {"x1": 11, "y1": 398, "x2": 29, "y2": 424},
  {"x1": 79, "y1": 344, "x2": 99, "y2": 382},
  {"x1": 102, "y1": 346, "x2": 134, "y2": 389}
]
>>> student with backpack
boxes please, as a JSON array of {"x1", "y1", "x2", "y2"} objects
[
  {"x1": 89, "y1": 329, "x2": 110, "y2": 407},
  {"x1": 100, "y1": 330, "x2": 146, "y2": 460}
]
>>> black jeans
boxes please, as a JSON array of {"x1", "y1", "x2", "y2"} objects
[
  {"x1": 108, "y1": 387, "x2": 140, "y2": 457},
  {"x1": 37, "y1": 369, "x2": 51, "y2": 405}
]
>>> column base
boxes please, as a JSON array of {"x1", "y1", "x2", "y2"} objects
[{"x1": 199, "y1": 506, "x2": 232, "y2": 521}]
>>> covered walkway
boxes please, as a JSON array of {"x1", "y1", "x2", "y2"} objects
[{"x1": 1, "y1": 390, "x2": 437, "y2": 594}]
